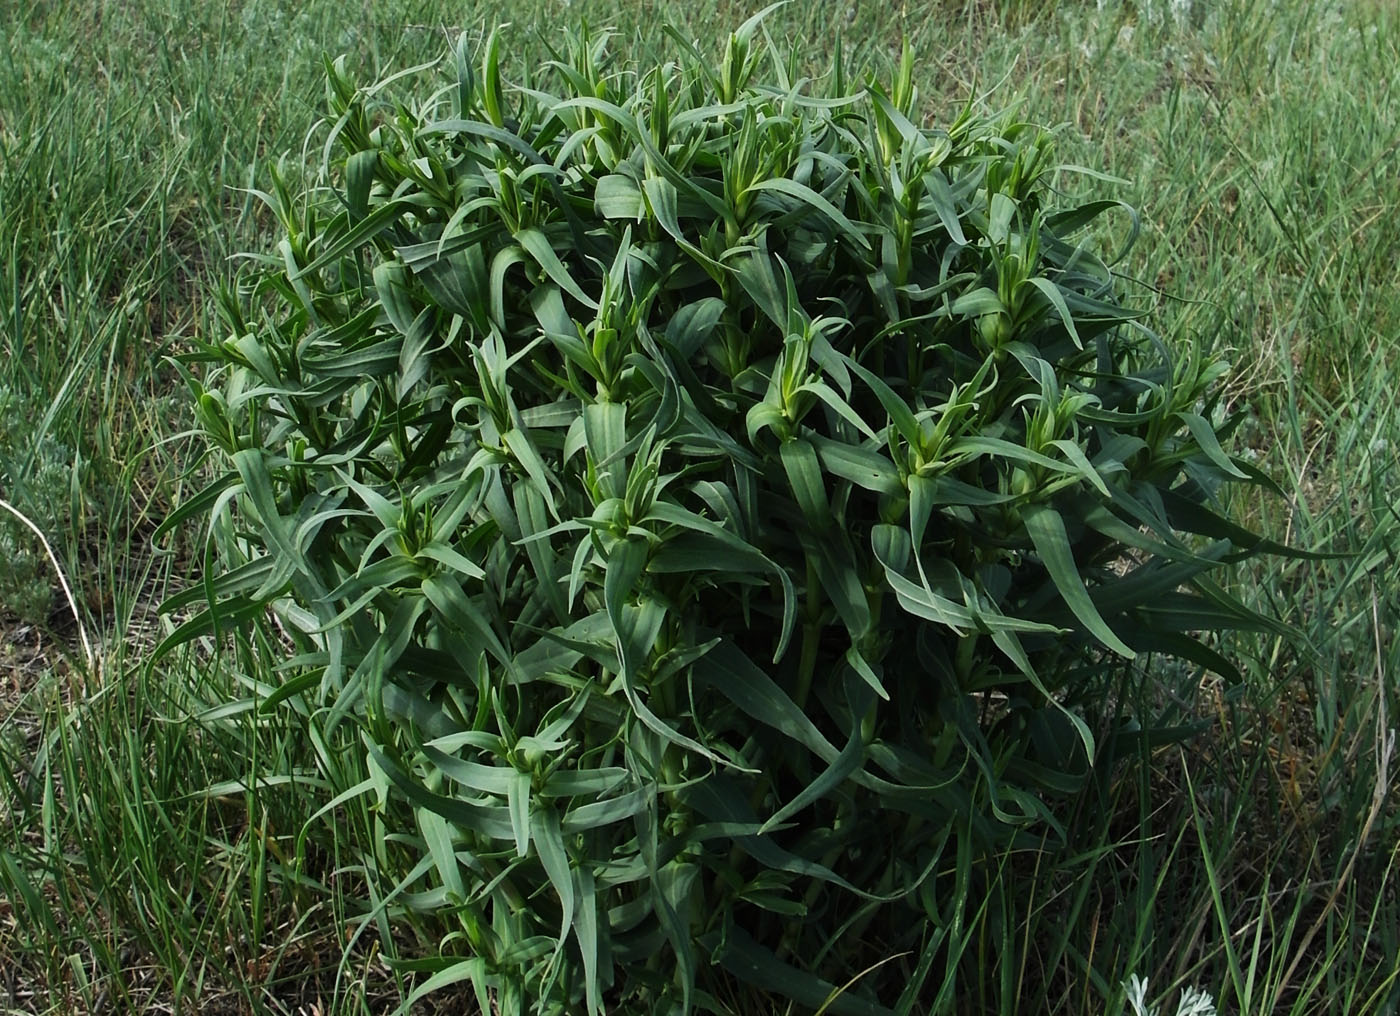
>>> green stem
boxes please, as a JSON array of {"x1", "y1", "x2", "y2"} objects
[{"x1": 955, "y1": 632, "x2": 977, "y2": 688}]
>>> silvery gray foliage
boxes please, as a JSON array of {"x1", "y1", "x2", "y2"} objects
[{"x1": 1124, "y1": 973, "x2": 1219, "y2": 1016}]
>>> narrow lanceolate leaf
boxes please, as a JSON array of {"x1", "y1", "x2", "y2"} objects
[
  {"x1": 1026, "y1": 276, "x2": 1084, "y2": 348},
  {"x1": 366, "y1": 744, "x2": 516, "y2": 841},
  {"x1": 573, "y1": 865, "x2": 602, "y2": 1016},
  {"x1": 745, "y1": 177, "x2": 872, "y2": 257},
  {"x1": 584, "y1": 401, "x2": 627, "y2": 500},
  {"x1": 1022, "y1": 504, "x2": 1135, "y2": 658},
  {"x1": 517, "y1": 227, "x2": 600, "y2": 310},
  {"x1": 158, "y1": 555, "x2": 276, "y2": 614},
  {"x1": 923, "y1": 166, "x2": 968, "y2": 245},
  {"x1": 561, "y1": 785, "x2": 654, "y2": 832},
  {"x1": 302, "y1": 335, "x2": 402, "y2": 377},
  {"x1": 780, "y1": 438, "x2": 833, "y2": 533},
  {"x1": 418, "y1": 809, "x2": 466, "y2": 902},
  {"x1": 150, "y1": 595, "x2": 278, "y2": 665},
  {"x1": 231, "y1": 450, "x2": 297, "y2": 564},
  {"x1": 151, "y1": 471, "x2": 240, "y2": 542},
  {"x1": 715, "y1": 921, "x2": 895, "y2": 1016},
  {"x1": 1047, "y1": 439, "x2": 1111, "y2": 497},
  {"x1": 421, "y1": 574, "x2": 511, "y2": 667},
  {"x1": 686, "y1": 778, "x2": 870, "y2": 896},
  {"x1": 641, "y1": 176, "x2": 725, "y2": 275},
  {"x1": 595, "y1": 173, "x2": 646, "y2": 220},
  {"x1": 291, "y1": 198, "x2": 417, "y2": 277},
  {"x1": 653, "y1": 861, "x2": 698, "y2": 1012},
  {"x1": 841, "y1": 356, "x2": 921, "y2": 448},
  {"x1": 693, "y1": 643, "x2": 840, "y2": 766},
  {"x1": 760, "y1": 676, "x2": 874, "y2": 834},
  {"x1": 501, "y1": 428, "x2": 559, "y2": 517},
  {"x1": 1175, "y1": 410, "x2": 1251, "y2": 478},
  {"x1": 734, "y1": 251, "x2": 788, "y2": 330},
  {"x1": 414, "y1": 541, "x2": 486, "y2": 580},
  {"x1": 390, "y1": 959, "x2": 490, "y2": 1016},
  {"x1": 531, "y1": 806, "x2": 575, "y2": 951},
  {"x1": 809, "y1": 436, "x2": 903, "y2": 496},
  {"x1": 644, "y1": 500, "x2": 796, "y2": 658},
  {"x1": 507, "y1": 769, "x2": 531, "y2": 858},
  {"x1": 421, "y1": 749, "x2": 514, "y2": 795}
]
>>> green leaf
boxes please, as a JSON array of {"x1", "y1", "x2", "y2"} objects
[
  {"x1": 421, "y1": 574, "x2": 511, "y2": 667},
  {"x1": 345, "y1": 149, "x2": 378, "y2": 219},
  {"x1": 760, "y1": 675, "x2": 873, "y2": 834},
  {"x1": 373, "y1": 260, "x2": 418, "y2": 337},
  {"x1": 842, "y1": 357, "x2": 920, "y2": 448},
  {"x1": 151, "y1": 472, "x2": 240, "y2": 543},
  {"x1": 292, "y1": 198, "x2": 416, "y2": 278},
  {"x1": 693, "y1": 642, "x2": 841, "y2": 766},
  {"x1": 1160, "y1": 488, "x2": 1338, "y2": 559},
  {"x1": 1175, "y1": 410, "x2": 1251, "y2": 479},
  {"x1": 257, "y1": 669, "x2": 321, "y2": 714},
  {"x1": 595, "y1": 173, "x2": 647, "y2": 220},
  {"x1": 507, "y1": 769, "x2": 532, "y2": 858},
  {"x1": 501, "y1": 428, "x2": 559, "y2": 517},
  {"x1": 923, "y1": 166, "x2": 968, "y2": 245},
  {"x1": 1021, "y1": 504, "x2": 1135, "y2": 658},
  {"x1": 390, "y1": 957, "x2": 490, "y2": 1016},
  {"x1": 584, "y1": 401, "x2": 627, "y2": 500},
  {"x1": 366, "y1": 743, "x2": 516, "y2": 841},
  {"x1": 713, "y1": 920, "x2": 895, "y2": 1016},
  {"x1": 418, "y1": 809, "x2": 466, "y2": 902},
  {"x1": 573, "y1": 865, "x2": 602, "y2": 1016},
  {"x1": 531, "y1": 806, "x2": 575, "y2": 951},
  {"x1": 517, "y1": 227, "x2": 600, "y2": 310},
  {"x1": 644, "y1": 501, "x2": 795, "y2": 658},
  {"x1": 809, "y1": 437, "x2": 902, "y2": 496},
  {"x1": 642, "y1": 176, "x2": 725, "y2": 276},
  {"x1": 664, "y1": 297, "x2": 728, "y2": 359},
  {"x1": 746, "y1": 177, "x2": 872, "y2": 256},
  {"x1": 1026, "y1": 276, "x2": 1084, "y2": 348},
  {"x1": 733, "y1": 250, "x2": 788, "y2": 330},
  {"x1": 561, "y1": 785, "x2": 654, "y2": 832},
  {"x1": 780, "y1": 439, "x2": 833, "y2": 533}
]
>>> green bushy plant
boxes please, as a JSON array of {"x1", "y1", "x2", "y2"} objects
[{"x1": 161, "y1": 16, "x2": 1285, "y2": 1013}]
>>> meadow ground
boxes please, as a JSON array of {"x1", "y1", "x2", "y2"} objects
[{"x1": 1, "y1": 0, "x2": 1397, "y2": 1013}]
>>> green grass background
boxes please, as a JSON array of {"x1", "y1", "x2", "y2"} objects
[{"x1": 1, "y1": 0, "x2": 1397, "y2": 1013}]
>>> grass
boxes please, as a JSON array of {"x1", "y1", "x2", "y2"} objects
[{"x1": 1, "y1": 0, "x2": 1396, "y2": 1012}]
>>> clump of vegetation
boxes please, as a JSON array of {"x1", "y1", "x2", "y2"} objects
[
  {"x1": 0, "y1": 385, "x2": 76, "y2": 625},
  {"x1": 164, "y1": 15, "x2": 1285, "y2": 1013}
]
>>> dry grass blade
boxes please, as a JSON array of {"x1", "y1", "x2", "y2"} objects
[
  {"x1": 0, "y1": 496, "x2": 95, "y2": 674},
  {"x1": 1268, "y1": 583, "x2": 1395, "y2": 1011}
]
